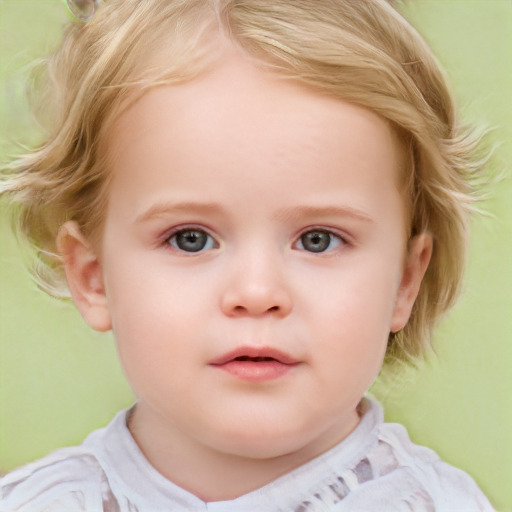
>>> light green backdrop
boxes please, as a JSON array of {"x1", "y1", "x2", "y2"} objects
[{"x1": 0, "y1": 1, "x2": 511, "y2": 510}]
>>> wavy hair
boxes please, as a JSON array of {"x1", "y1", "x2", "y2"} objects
[{"x1": 0, "y1": 0, "x2": 488, "y2": 365}]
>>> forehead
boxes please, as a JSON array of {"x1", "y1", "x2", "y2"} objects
[
  {"x1": 109, "y1": 51, "x2": 402, "y2": 165},
  {"x1": 103, "y1": 50, "x2": 406, "y2": 225}
]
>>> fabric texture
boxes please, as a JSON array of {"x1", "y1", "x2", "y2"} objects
[{"x1": 0, "y1": 398, "x2": 494, "y2": 512}]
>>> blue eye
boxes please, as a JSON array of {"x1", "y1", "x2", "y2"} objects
[
  {"x1": 296, "y1": 230, "x2": 343, "y2": 253},
  {"x1": 167, "y1": 229, "x2": 216, "y2": 253}
]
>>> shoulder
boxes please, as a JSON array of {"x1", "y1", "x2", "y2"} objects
[
  {"x1": 0, "y1": 447, "x2": 109, "y2": 512},
  {"x1": 0, "y1": 411, "x2": 130, "y2": 512},
  {"x1": 373, "y1": 419, "x2": 495, "y2": 511}
]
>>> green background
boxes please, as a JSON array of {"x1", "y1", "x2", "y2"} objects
[{"x1": 0, "y1": 1, "x2": 511, "y2": 510}]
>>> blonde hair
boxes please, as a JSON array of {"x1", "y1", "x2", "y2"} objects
[{"x1": 0, "y1": 0, "x2": 488, "y2": 365}]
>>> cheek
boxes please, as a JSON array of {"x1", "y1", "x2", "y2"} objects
[
  {"x1": 316, "y1": 309, "x2": 389, "y2": 379},
  {"x1": 112, "y1": 301, "x2": 200, "y2": 402},
  {"x1": 104, "y1": 249, "x2": 205, "y2": 326},
  {"x1": 102, "y1": 262, "x2": 203, "y2": 383},
  {"x1": 311, "y1": 308, "x2": 389, "y2": 405},
  {"x1": 297, "y1": 258, "x2": 399, "y2": 373},
  {"x1": 300, "y1": 258, "x2": 400, "y2": 331}
]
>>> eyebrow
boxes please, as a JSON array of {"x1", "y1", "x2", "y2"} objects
[
  {"x1": 135, "y1": 202, "x2": 374, "y2": 224},
  {"x1": 135, "y1": 201, "x2": 225, "y2": 223},
  {"x1": 275, "y1": 205, "x2": 374, "y2": 224}
]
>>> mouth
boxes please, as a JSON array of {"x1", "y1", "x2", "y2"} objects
[{"x1": 209, "y1": 347, "x2": 300, "y2": 382}]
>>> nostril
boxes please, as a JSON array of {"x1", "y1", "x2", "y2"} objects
[
  {"x1": 231, "y1": 304, "x2": 280, "y2": 315},
  {"x1": 220, "y1": 284, "x2": 292, "y2": 318}
]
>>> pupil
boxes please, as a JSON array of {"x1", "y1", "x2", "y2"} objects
[
  {"x1": 302, "y1": 231, "x2": 330, "y2": 253},
  {"x1": 176, "y1": 230, "x2": 207, "y2": 252}
]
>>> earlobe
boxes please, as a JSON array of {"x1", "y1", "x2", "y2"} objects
[
  {"x1": 390, "y1": 232, "x2": 433, "y2": 333},
  {"x1": 57, "y1": 221, "x2": 112, "y2": 332}
]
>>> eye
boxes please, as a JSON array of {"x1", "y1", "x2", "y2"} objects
[
  {"x1": 167, "y1": 228, "x2": 217, "y2": 253},
  {"x1": 295, "y1": 229, "x2": 344, "y2": 253}
]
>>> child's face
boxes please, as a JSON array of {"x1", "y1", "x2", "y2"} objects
[{"x1": 64, "y1": 52, "x2": 431, "y2": 464}]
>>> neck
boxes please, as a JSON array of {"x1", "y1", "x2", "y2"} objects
[{"x1": 127, "y1": 402, "x2": 360, "y2": 502}]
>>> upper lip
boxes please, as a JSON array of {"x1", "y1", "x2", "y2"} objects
[{"x1": 209, "y1": 346, "x2": 300, "y2": 366}]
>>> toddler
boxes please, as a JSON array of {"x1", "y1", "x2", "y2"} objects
[{"x1": 0, "y1": 0, "x2": 496, "y2": 510}]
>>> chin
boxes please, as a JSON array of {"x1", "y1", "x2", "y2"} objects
[{"x1": 206, "y1": 420, "x2": 327, "y2": 461}]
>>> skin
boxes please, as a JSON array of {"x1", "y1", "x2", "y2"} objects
[{"x1": 58, "y1": 49, "x2": 432, "y2": 501}]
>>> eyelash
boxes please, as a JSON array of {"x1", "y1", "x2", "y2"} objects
[
  {"x1": 162, "y1": 226, "x2": 349, "y2": 254},
  {"x1": 164, "y1": 226, "x2": 218, "y2": 253},
  {"x1": 293, "y1": 228, "x2": 348, "y2": 254}
]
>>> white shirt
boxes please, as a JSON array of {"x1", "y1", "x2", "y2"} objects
[{"x1": 0, "y1": 398, "x2": 494, "y2": 511}]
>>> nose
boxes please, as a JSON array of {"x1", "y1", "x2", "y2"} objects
[{"x1": 219, "y1": 252, "x2": 293, "y2": 318}]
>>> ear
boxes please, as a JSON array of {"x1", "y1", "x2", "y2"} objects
[
  {"x1": 390, "y1": 232, "x2": 433, "y2": 333},
  {"x1": 57, "y1": 221, "x2": 112, "y2": 332}
]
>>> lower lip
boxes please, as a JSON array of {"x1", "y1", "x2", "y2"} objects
[{"x1": 211, "y1": 360, "x2": 298, "y2": 382}]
